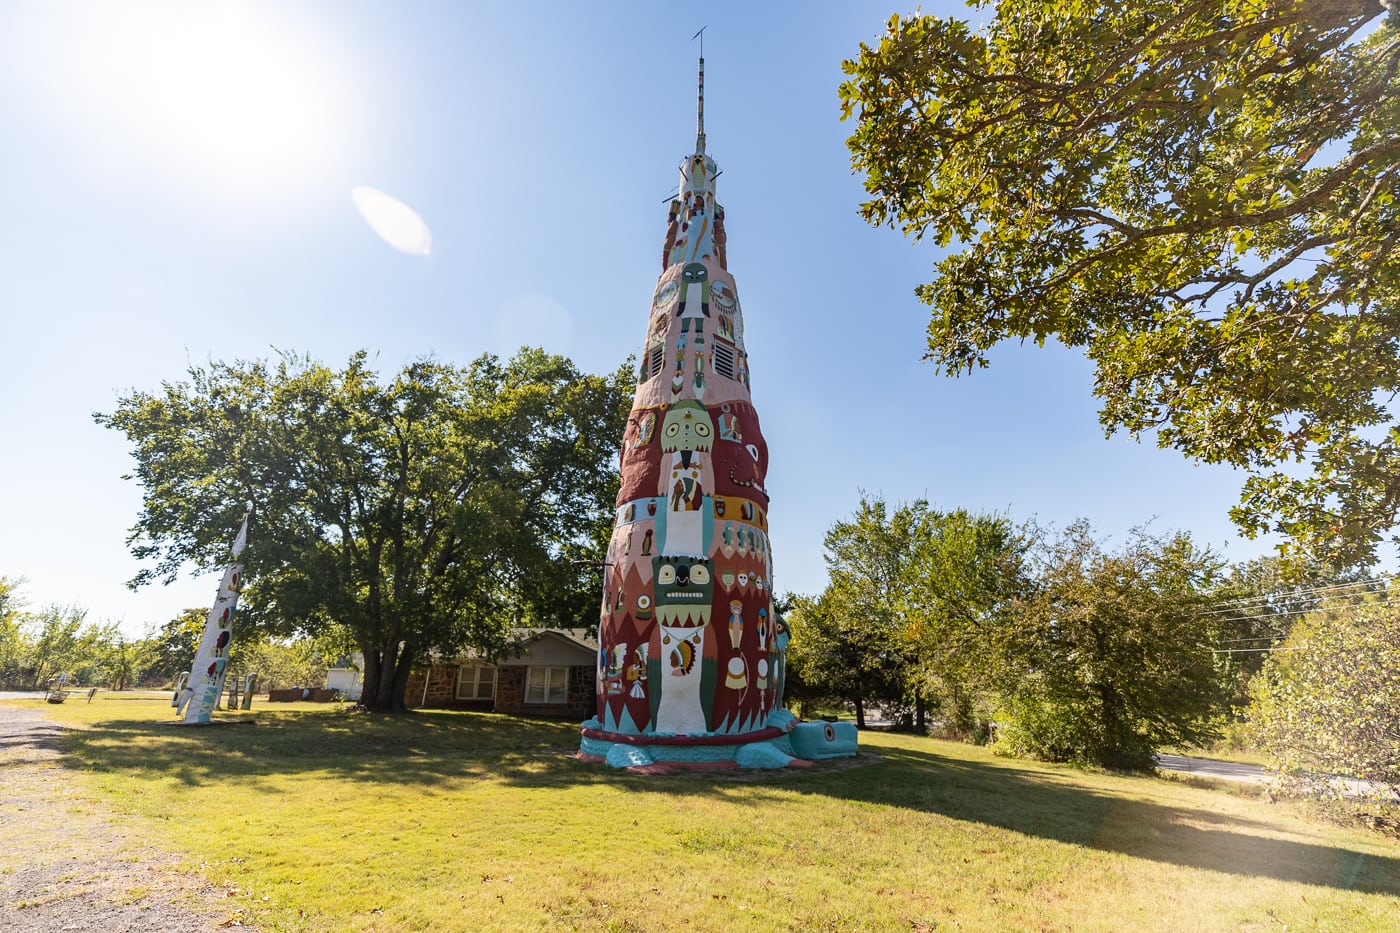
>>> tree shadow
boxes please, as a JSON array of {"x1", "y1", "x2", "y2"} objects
[
  {"x1": 0, "y1": 709, "x2": 67, "y2": 761},
  {"x1": 55, "y1": 707, "x2": 599, "y2": 793},
  {"x1": 48, "y1": 706, "x2": 1400, "y2": 894},
  {"x1": 786, "y1": 742, "x2": 1400, "y2": 894}
]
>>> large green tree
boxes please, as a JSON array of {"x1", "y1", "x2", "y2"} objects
[
  {"x1": 902, "y1": 507, "x2": 1029, "y2": 738},
  {"x1": 842, "y1": 1, "x2": 1400, "y2": 569},
  {"x1": 1246, "y1": 596, "x2": 1400, "y2": 816},
  {"x1": 98, "y1": 349, "x2": 631, "y2": 712},
  {"x1": 995, "y1": 522, "x2": 1232, "y2": 770},
  {"x1": 818, "y1": 497, "x2": 927, "y2": 725},
  {"x1": 789, "y1": 496, "x2": 1027, "y2": 732}
]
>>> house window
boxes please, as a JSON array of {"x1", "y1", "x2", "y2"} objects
[
  {"x1": 456, "y1": 664, "x2": 496, "y2": 701},
  {"x1": 525, "y1": 666, "x2": 569, "y2": 704}
]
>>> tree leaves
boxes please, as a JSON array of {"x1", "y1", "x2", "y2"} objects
[
  {"x1": 995, "y1": 522, "x2": 1232, "y2": 770},
  {"x1": 1247, "y1": 595, "x2": 1400, "y2": 806},
  {"x1": 842, "y1": 1, "x2": 1400, "y2": 569},
  {"x1": 96, "y1": 349, "x2": 631, "y2": 711}
]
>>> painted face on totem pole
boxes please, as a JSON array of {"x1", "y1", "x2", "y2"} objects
[
  {"x1": 659, "y1": 399, "x2": 714, "y2": 465},
  {"x1": 653, "y1": 555, "x2": 714, "y2": 628},
  {"x1": 681, "y1": 262, "x2": 708, "y2": 286}
]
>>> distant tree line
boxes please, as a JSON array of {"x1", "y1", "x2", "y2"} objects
[
  {"x1": 784, "y1": 496, "x2": 1400, "y2": 807},
  {"x1": 0, "y1": 577, "x2": 344, "y2": 693}
]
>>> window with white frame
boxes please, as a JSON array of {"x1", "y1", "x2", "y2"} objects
[
  {"x1": 525, "y1": 666, "x2": 569, "y2": 704},
  {"x1": 456, "y1": 664, "x2": 496, "y2": 701}
]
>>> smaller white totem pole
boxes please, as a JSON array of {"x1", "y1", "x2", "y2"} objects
[{"x1": 176, "y1": 508, "x2": 249, "y2": 724}]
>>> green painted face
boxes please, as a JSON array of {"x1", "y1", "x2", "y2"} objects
[
  {"x1": 659, "y1": 399, "x2": 714, "y2": 453},
  {"x1": 681, "y1": 262, "x2": 708, "y2": 285},
  {"x1": 654, "y1": 555, "x2": 714, "y2": 628}
]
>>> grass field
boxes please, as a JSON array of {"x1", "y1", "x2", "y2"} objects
[{"x1": 19, "y1": 697, "x2": 1400, "y2": 932}]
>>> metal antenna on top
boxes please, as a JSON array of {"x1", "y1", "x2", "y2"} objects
[{"x1": 692, "y1": 26, "x2": 707, "y2": 154}]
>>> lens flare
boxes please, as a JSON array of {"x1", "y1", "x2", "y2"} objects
[{"x1": 352, "y1": 186, "x2": 432, "y2": 256}]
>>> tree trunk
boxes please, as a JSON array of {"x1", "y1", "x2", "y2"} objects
[
  {"x1": 852, "y1": 683, "x2": 866, "y2": 729},
  {"x1": 948, "y1": 689, "x2": 976, "y2": 738},
  {"x1": 358, "y1": 636, "x2": 412, "y2": 713},
  {"x1": 915, "y1": 692, "x2": 926, "y2": 732},
  {"x1": 390, "y1": 642, "x2": 415, "y2": 712},
  {"x1": 360, "y1": 643, "x2": 382, "y2": 708}
]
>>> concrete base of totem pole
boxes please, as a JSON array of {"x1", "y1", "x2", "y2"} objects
[
  {"x1": 166, "y1": 718, "x2": 256, "y2": 727},
  {"x1": 577, "y1": 709, "x2": 857, "y2": 773}
]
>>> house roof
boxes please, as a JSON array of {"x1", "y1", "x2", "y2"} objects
[
  {"x1": 511, "y1": 627, "x2": 598, "y2": 652},
  {"x1": 495, "y1": 628, "x2": 598, "y2": 667},
  {"x1": 327, "y1": 628, "x2": 599, "y2": 672}
]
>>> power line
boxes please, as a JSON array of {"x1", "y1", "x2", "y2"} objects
[
  {"x1": 1203, "y1": 596, "x2": 1392, "y2": 627},
  {"x1": 1212, "y1": 575, "x2": 1389, "y2": 607},
  {"x1": 1199, "y1": 576, "x2": 1392, "y2": 616}
]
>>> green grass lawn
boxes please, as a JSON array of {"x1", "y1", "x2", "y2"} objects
[{"x1": 19, "y1": 697, "x2": 1400, "y2": 932}]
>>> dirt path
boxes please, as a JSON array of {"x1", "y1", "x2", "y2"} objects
[{"x1": 0, "y1": 705, "x2": 251, "y2": 931}]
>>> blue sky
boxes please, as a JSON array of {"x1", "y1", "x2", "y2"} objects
[{"x1": 0, "y1": 1, "x2": 1279, "y2": 637}]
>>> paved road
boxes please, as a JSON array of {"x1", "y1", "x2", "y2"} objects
[
  {"x1": 1156, "y1": 753, "x2": 1271, "y2": 784},
  {"x1": 1157, "y1": 753, "x2": 1399, "y2": 801}
]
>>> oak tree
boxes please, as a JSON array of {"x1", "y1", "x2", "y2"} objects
[
  {"x1": 98, "y1": 349, "x2": 631, "y2": 712},
  {"x1": 842, "y1": 1, "x2": 1400, "y2": 569}
]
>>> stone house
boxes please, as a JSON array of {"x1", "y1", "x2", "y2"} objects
[{"x1": 330, "y1": 628, "x2": 597, "y2": 718}]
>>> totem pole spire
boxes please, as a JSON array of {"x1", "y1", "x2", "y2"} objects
[{"x1": 693, "y1": 26, "x2": 706, "y2": 154}]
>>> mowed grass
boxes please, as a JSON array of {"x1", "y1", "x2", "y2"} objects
[{"x1": 18, "y1": 697, "x2": 1400, "y2": 932}]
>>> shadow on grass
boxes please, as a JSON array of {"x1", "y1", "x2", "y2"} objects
[
  {"x1": 54, "y1": 706, "x2": 1400, "y2": 895},
  {"x1": 0, "y1": 709, "x2": 66, "y2": 758},
  {"x1": 820, "y1": 743, "x2": 1399, "y2": 894},
  {"x1": 58, "y1": 706, "x2": 601, "y2": 792}
]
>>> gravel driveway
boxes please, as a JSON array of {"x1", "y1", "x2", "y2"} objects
[{"x1": 0, "y1": 704, "x2": 252, "y2": 931}]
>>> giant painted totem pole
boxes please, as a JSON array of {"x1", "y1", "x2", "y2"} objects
[{"x1": 578, "y1": 58, "x2": 856, "y2": 770}]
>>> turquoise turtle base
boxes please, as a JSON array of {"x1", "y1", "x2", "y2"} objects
[{"x1": 578, "y1": 709, "x2": 857, "y2": 772}]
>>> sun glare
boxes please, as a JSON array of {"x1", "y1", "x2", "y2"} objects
[{"x1": 51, "y1": 1, "x2": 348, "y2": 195}]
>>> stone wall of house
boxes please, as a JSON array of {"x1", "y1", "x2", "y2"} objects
[
  {"x1": 403, "y1": 664, "x2": 457, "y2": 709},
  {"x1": 567, "y1": 664, "x2": 593, "y2": 715},
  {"x1": 495, "y1": 666, "x2": 526, "y2": 712}
]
